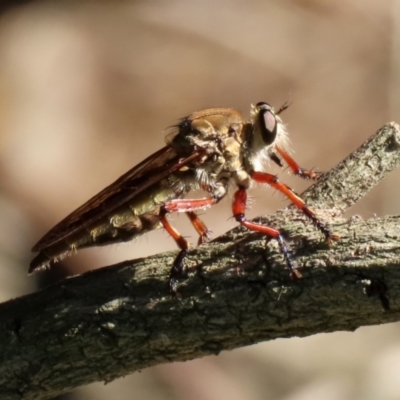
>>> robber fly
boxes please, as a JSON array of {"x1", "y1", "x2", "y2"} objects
[{"x1": 30, "y1": 102, "x2": 338, "y2": 292}]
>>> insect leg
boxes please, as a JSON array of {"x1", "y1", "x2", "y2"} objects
[
  {"x1": 275, "y1": 145, "x2": 321, "y2": 180},
  {"x1": 186, "y1": 211, "x2": 212, "y2": 244},
  {"x1": 251, "y1": 171, "x2": 339, "y2": 242},
  {"x1": 160, "y1": 197, "x2": 217, "y2": 293},
  {"x1": 233, "y1": 188, "x2": 300, "y2": 278}
]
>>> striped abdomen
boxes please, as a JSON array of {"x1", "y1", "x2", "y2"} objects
[{"x1": 29, "y1": 175, "x2": 188, "y2": 272}]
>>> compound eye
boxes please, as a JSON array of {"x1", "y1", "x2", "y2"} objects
[{"x1": 259, "y1": 108, "x2": 277, "y2": 145}]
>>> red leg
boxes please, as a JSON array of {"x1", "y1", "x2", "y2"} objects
[
  {"x1": 164, "y1": 198, "x2": 214, "y2": 244},
  {"x1": 275, "y1": 145, "x2": 321, "y2": 180},
  {"x1": 160, "y1": 197, "x2": 217, "y2": 292},
  {"x1": 186, "y1": 211, "x2": 212, "y2": 244},
  {"x1": 163, "y1": 197, "x2": 217, "y2": 213},
  {"x1": 159, "y1": 211, "x2": 189, "y2": 293},
  {"x1": 159, "y1": 213, "x2": 189, "y2": 252},
  {"x1": 251, "y1": 171, "x2": 339, "y2": 242},
  {"x1": 233, "y1": 188, "x2": 301, "y2": 278}
]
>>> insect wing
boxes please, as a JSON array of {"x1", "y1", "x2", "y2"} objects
[{"x1": 32, "y1": 145, "x2": 202, "y2": 252}]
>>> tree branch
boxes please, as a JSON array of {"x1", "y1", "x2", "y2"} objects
[{"x1": 1, "y1": 123, "x2": 400, "y2": 400}]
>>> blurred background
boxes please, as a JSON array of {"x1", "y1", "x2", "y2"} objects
[{"x1": 0, "y1": 0, "x2": 399, "y2": 399}]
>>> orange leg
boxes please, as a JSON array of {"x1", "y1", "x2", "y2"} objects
[
  {"x1": 186, "y1": 211, "x2": 212, "y2": 244},
  {"x1": 233, "y1": 188, "x2": 301, "y2": 278},
  {"x1": 251, "y1": 171, "x2": 339, "y2": 242},
  {"x1": 275, "y1": 145, "x2": 321, "y2": 180},
  {"x1": 160, "y1": 197, "x2": 217, "y2": 292}
]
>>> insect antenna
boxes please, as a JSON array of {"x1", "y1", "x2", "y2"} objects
[{"x1": 276, "y1": 101, "x2": 292, "y2": 115}]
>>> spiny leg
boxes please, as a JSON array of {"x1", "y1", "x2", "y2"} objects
[
  {"x1": 186, "y1": 211, "x2": 212, "y2": 244},
  {"x1": 233, "y1": 188, "x2": 301, "y2": 278},
  {"x1": 159, "y1": 210, "x2": 189, "y2": 293},
  {"x1": 275, "y1": 145, "x2": 321, "y2": 180},
  {"x1": 250, "y1": 171, "x2": 339, "y2": 242},
  {"x1": 161, "y1": 197, "x2": 217, "y2": 292}
]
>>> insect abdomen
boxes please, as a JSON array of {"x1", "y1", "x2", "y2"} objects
[{"x1": 29, "y1": 177, "x2": 186, "y2": 273}]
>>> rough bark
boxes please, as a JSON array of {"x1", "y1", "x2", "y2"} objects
[{"x1": 0, "y1": 123, "x2": 399, "y2": 400}]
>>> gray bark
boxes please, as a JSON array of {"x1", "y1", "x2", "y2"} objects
[{"x1": 0, "y1": 123, "x2": 400, "y2": 400}]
